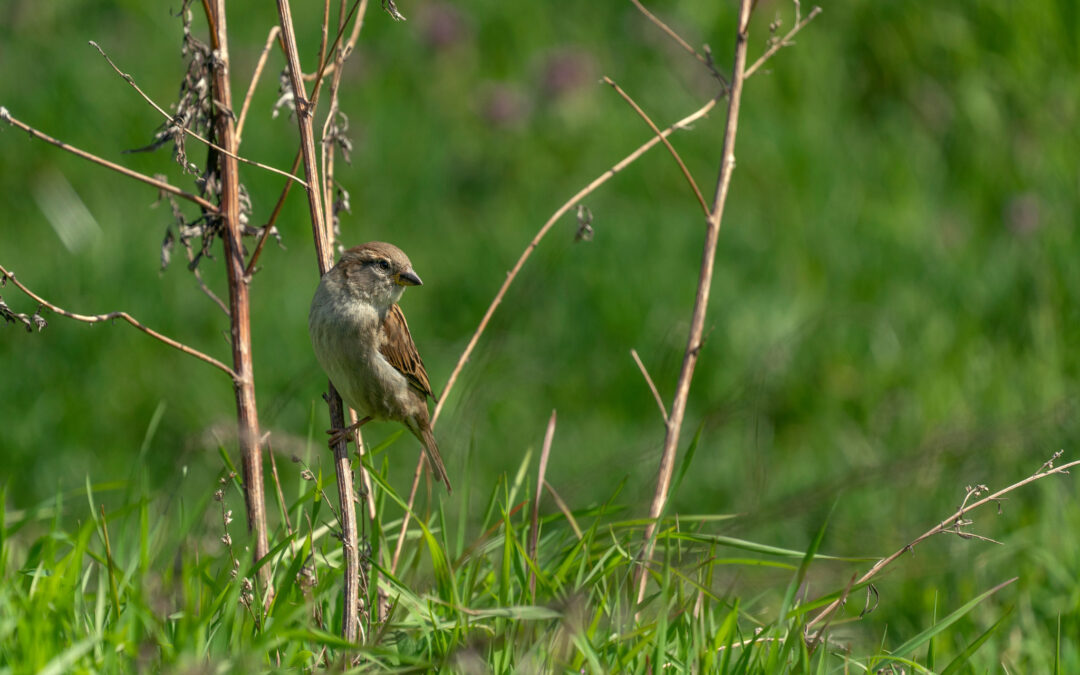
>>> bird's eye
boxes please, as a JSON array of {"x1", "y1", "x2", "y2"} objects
[{"x1": 376, "y1": 260, "x2": 390, "y2": 271}]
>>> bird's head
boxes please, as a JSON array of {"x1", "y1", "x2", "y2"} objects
[{"x1": 334, "y1": 241, "x2": 423, "y2": 310}]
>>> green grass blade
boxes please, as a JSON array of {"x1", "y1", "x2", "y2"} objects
[
  {"x1": 940, "y1": 605, "x2": 1014, "y2": 675},
  {"x1": 892, "y1": 577, "x2": 1017, "y2": 659}
]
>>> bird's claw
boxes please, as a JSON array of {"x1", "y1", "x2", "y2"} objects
[{"x1": 325, "y1": 417, "x2": 372, "y2": 448}]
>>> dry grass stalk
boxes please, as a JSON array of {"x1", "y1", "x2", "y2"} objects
[
  {"x1": 273, "y1": 0, "x2": 371, "y2": 644},
  {"x1": 805, "y1": 453, "x2": 1080, "y2": 642},
  {"x1": 529, "y1": 410, "x2": 557, "y2": 596}
]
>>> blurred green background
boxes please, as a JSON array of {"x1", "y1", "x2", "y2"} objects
[{"x1": 2, "y1": 0, "x2": 1078, "y2": 663}]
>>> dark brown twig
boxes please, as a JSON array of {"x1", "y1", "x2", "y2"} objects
[
  {"x1": 244, "y1": 149, "x2": 302, "y2": 279},
  {"x1": 182, "y1": 242, "x2": 231, "y2": 316},
  {"x1": 0, "y1": 263, "x2": 236, "y2": 379}
]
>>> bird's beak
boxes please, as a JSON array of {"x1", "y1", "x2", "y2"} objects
[{"x1": 396, "y1": 269, "x2": 423, "y2": 286}]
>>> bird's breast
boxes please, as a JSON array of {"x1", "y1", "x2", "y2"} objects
[{"x1": 309, "y1": 295, "x2": 413, "y2": 421}]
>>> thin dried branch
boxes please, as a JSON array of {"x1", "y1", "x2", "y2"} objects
[
  {"x1": 182, "y1": 242, "x2": 231, "y2": 316},
  {"x1": 0, "y1": 263, "x2": 236, "y2": 379},
  {"x1": 636, "y1": 0, "x2": 755, "y2": 605},
  {"x1": 89, "y1": 40, "x2": 306, "y2": 187},
  {"x1": 431, "y1": 95, "x2": 721, "y2": 427},
  {"x1": 236, "y1": 26, "x2": 282, "y2": 144},
  {"x1": 349, "y1": 407, "x2": 377, "y2": 521},
  {"x1": 529, "y1": 410, "x2": 557, "y2": 596},
  {"x1": 243, "y1": 149, "x2": 302, "y2": 280},
  {"x1": 745, "y1": 6, "x2": 822, "y2": 79},
  {"x1": 1, "y1": 107, "x2": 218, "y2": 212},
  {"x1": 603, "y1": 76, "x2": 709, "y2": 216},
  {"x1": 631, "y1": 349, "x2": 668, "y2": 424},
  {"x1": 806, "y1": 454, "x2": 1078, "y2": 635},
  {"x1": 630, "y1": 0, "x2": 725, "y2": 85},
  {"x1": 390, "y1": 459, "x2": 425, "y2": 573},
  {"x1": 544, "y1": 480, "x2": 583, "y2": 540}
]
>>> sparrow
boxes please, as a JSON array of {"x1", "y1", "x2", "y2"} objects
[{"x1": 308, "y1": 241, "x2": 451, "y2": 492}]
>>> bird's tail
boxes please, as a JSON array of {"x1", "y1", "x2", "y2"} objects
[{"x1": 410, "y1": 419, "x2": 452, "y2": 493}]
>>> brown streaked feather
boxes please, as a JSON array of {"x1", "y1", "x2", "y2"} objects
[{"x1": 379, "y1": 303, "x2": 437, "y2": 402}]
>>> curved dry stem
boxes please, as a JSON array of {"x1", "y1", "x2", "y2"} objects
[
  {"x1": 602, "y1": 76, "x2": 709, "y2": 216},
  {"x1": 0, "y1": 263, "x2": 236, "y2": 380},
  {"x1": 89, "y1": 40, "x2": 306, "y2": 187},
  {"x1": 236, "y1": 26, "x2": 282, "y2": 144}
]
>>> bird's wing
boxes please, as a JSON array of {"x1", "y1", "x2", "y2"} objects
[{"x1": 378, "y1": 303, "x2": 437, "y2": 402}]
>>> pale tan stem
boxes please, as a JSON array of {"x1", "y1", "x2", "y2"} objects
[
  {"x1": 236, "y1": 26, "x2": 282, "y2": 144},
  {"x1": 529, "y1": 410, "x2": 558, "y2": 596},
  {"x1": 635, "y1": 0, "x2": 754, "y2": 605},
  {"x1": 274, "y1": 0, "x2": 360, "y2": 643}
]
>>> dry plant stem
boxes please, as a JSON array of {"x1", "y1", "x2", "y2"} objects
[
  {"x1": 631, "y1": 349, "x2": 668, "y2": 424},
  {"x1": 529, "y1": 410, "x2": 557, "y2": 596},
  {"x1": 244, "y1": 149, "x2": 303, "y2": 279},
  {"x1": 0, "y1": 108, "x2": 218, "y2": 212},
  {"x1": 236, "y1": 26, "x2": 282, "y2": 144},
  {"x1": 603, "y1": 77, "x2": 709, "y2": 216},
  {"x1": 635, "y1": 0, "x2": 754, "y2": 606},
  {"x1": 89, "y1": 41, "x2": 305, "y2": 186},
  {"x1": 205, "y1": 0, "x2": 271, "y2": 597},
  {"x1": 390, "y1": 92, "x2": 724, "y2": 576},
  {"x1": 543, "y1": 480, "x2": 583, "y2": 540},
  {"x1": 0, "y1": 264, "x2": 236, "y2": 378},
  {"x1": 630, "y1": 0, "x2": 710, "y2": 68},
  {"x1": 806, "y1": 458, "x2": 1080, "y2": 633},
  {"x1": 184, "y1": 244, "x2": 230, "y2": 316},
  {"x1": 274, "y1": 0, "x2": 360, "y2": 643},
  {"x1": 744, "y1": 6, "x2": 822, "y2": 79},
  {"x1": 389, "y1": 462, "x2": 425, "y2": 571},
  {"x1": 349, "y1": 408, "x2": 377, "y2": 521}
]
